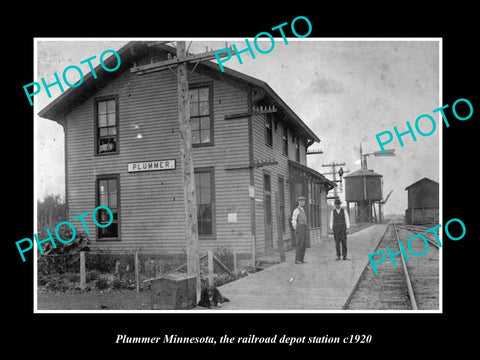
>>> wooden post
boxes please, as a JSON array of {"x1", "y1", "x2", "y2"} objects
[
  {"x1": 134, "y1": 251, "x2": 140, "y2": 292},
  {"x1": 275, "y1": 191, "x2": 286, "y2": 262},
  {"x1": 129, "y1": 41, "x2": 234, "y2": 300},
  {"x1": 177, "y1": 41, "x2": 201, "y2": 300},
  {"x1": 80, "y1": 251, "x2": 86, "y2": 290},
  {"x1": 379, "y1": 202, "x2": 382, "y2": 223},
  {"x1": 207, "y1": 250, "x2": 214, "y2": 287},
  {"x1": 251, "y1": 235, "x2": 256, "y2": 268}
]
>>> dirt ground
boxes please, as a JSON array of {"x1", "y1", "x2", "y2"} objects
[
  {"x1": 37, "y1": 223, "x2": 378, "y2": 311},
  {"x1": 37, "y1": 288, "x2": 154, "y2": 310}
]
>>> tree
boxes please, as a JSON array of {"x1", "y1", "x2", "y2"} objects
[{"x1": 37, "y1": 194, "x2": 67, "y2": 233}]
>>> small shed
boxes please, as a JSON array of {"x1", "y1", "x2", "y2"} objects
[{"x1": 405, "y1": 177, "x2": 439, "y2": 225}]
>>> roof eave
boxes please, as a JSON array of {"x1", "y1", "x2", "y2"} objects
[
  {"x1": 203, "y1": 62, "x2": 320, "y2": 143},
  {"x1": 404, "y1": 177, "x2": 439, "y2": 191},
  {"x1": 38, "y1": 41, "x2": 156, "y2": 122},
  {"x1": 38, "y1": 41, "x2": 320, "y2": 144},
  {"x1": 288, "y1": 160, "x2": 336, "y2": 190}
]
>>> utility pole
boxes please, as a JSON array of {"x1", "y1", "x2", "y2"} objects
[
  {"x1": 322, "y1": 162, "x2": 348, "y2": 198},
  {"x1": 176, "y1": 41, "x2": 200, "y2": 299},
  {"x1": 131, "y1": 41, "x2": 233, "y2": 301}
]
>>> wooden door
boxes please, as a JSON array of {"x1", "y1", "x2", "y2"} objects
[{"x1": 264, "y1": 173, "x2": 273, "y2": 252}]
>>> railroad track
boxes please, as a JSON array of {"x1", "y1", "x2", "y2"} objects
[
  {"x1": 396, "y1": 224, "x2": 440, "y2": 249},
  {"x1": 393, "y1": 222, "x2": 418, "y2": 309},
  {"x1": 345, "y1": 222, "x2": 439, "y2": 310},
  {"x1": 394, "y1": 223, "x2": 440, "y2": 310}
]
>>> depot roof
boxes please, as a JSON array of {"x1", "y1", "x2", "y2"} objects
[
  {"x1": 289, "y1": 160, "x2": 337, "y2": 190},
  {"x1": 38, "y1": 41, "x2": 320, "y2": 143}
]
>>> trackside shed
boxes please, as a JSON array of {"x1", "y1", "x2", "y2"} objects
[{"x1": 405, "y1": 177, "x2": 439, "y2": 225}]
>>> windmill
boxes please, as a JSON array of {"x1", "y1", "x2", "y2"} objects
[{"x1": 360, "y1": 143, "x2": 396, "y2": 170}]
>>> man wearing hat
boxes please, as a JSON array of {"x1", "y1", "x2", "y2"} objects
[
  {"x1": 291, "y1": 196, "x2": 308, "y2": 264},
  {"x1": 329, "y1": 198, "x2": 350, "y2": 260}
]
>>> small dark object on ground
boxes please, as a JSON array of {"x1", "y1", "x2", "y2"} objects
[{"x1": 198, "y1": 285, "x2": 230, "y2": 308}]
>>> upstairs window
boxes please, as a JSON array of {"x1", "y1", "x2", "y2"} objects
[
  {"x1": 96, "y1": 97, "x2": 118, "y2": 155},
  {"x1": 282, "y1": 124, "x2": 288, "y2": 156},
  {"x1": 189, "y1": 83, "x2": 213, "y2": 146},
  {"x1": 294, "y1": 136, "x2": 300, "y2": 162},
  {"x1": 265, "y1": 114, "x2": 273, "y2": 147}
]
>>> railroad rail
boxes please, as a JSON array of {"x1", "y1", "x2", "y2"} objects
[
  {"x1": 396, "y1": 224, "x2": 440, "y2": 249},
  {"x1": 392, "y1": 222, "x2": 418, "y2": 310},
  {"x1": 345, "y1": 221, "x2": 439, "y2": 310}
]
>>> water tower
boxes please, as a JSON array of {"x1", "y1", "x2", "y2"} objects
[
  {"x1": 344, "y1": 168, "x2": 383, "y2": 223},
  {"x1": 343, "y1": 144, "x2": 394, "y2": 223}
]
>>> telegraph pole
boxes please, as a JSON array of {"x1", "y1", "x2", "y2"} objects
[
  {"x1": 131, "y1": 41, "x2": 233, "y2": 301},
  {"x1": 176, "y1": 41, "x2": 200, "y2": 298},
  {"x1": 322, "y1": 162, "x2": 348, "y2": 198}
]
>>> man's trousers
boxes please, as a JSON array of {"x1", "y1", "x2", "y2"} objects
[
  {"x1": 333, "y1": 225, "x2": 347, "y2": 258},
  {"x1": 295, "y1": 225, "x2": 307, "y2": 262}
]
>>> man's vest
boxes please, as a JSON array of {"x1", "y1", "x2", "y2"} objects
[
  {"x1": 333, "y1": 208, "x2": 346, "y2": 227},
  {"x1": 296, "y1": 207, "x2": 307, "y2": 226}
]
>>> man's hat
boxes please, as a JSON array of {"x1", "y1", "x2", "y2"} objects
[
  {"x1": 297, "y1": 196, "x2": 306, "y2": 202},
  {"x1": 334, "y1": 199, "x2": 342, "y2": 205}
]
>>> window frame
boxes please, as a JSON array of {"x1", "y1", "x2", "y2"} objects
[
  {"x1": 95, "y1": 174, "x2": 121, "y2": 241},
  {"x1": 308, "y1": 180, "x2": 321, "y2": 229},
  {"x1": 189, "y1": 82, "x2": 214, "y2": 147},
  {"x1": 94, "y1": 95, "x2": 119, "y2": 156},
  {"x1": 282, "y1": 124, "x2": 288, "y2": 156},
  {"x1": 265, "y1": 114, "x2": 273, "y2": 147},
  {"x1": 194, "y1": 166, "x2": 216, "y2": 239},
  {"x1": 294, "y1": 135, "x2": 300, "y2": 162}
]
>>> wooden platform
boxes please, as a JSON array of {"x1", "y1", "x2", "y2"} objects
[{"x1": 213, "y1": 224, "x2": 388, "y2": 311}]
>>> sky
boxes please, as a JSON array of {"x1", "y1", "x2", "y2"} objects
[{"x1": 35, "y1": 38, "x2": 440, "y2": 215}]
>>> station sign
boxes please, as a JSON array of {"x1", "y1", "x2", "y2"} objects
[{"x1": 127, "y1": 160, "x2": 176, "y2": 173}]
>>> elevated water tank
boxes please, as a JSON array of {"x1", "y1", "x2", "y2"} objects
[
  {"x1": 344, "y1": 168, "x2": 383, "y2": 201},
  {"x1": 344, "y1": 168, "x2": 383, "y2": 223}
]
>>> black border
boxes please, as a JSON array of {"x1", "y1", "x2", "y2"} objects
[{"x1": 7, "y1": 5, "x2": 478, "y2": 355}]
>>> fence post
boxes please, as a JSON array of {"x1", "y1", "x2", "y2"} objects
[
  {"x1": 207, "y1": 250, "x2": 214, "y2": 287},
  {"x1": 134, "y1": 251, "x2": 140, "y2": 292},
  {"x1": 80, "y1": 251, "x2": 86, "y2": 290}
]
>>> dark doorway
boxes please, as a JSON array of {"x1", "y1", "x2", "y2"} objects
[{"x1": 264, "y1": 172, "x2": 273, "y2": 252}]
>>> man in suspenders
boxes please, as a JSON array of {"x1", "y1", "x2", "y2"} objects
[
  {"x1": 291, "y1": 196, "x2": 308, "y2": 264},
  {"x1": 329, "y1": 198, "x2": 350, "y2": 260}
]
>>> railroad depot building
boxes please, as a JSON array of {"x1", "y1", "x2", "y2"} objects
[{"x1": 39, "y1": 41, "x2": 335, "y2": 263}]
